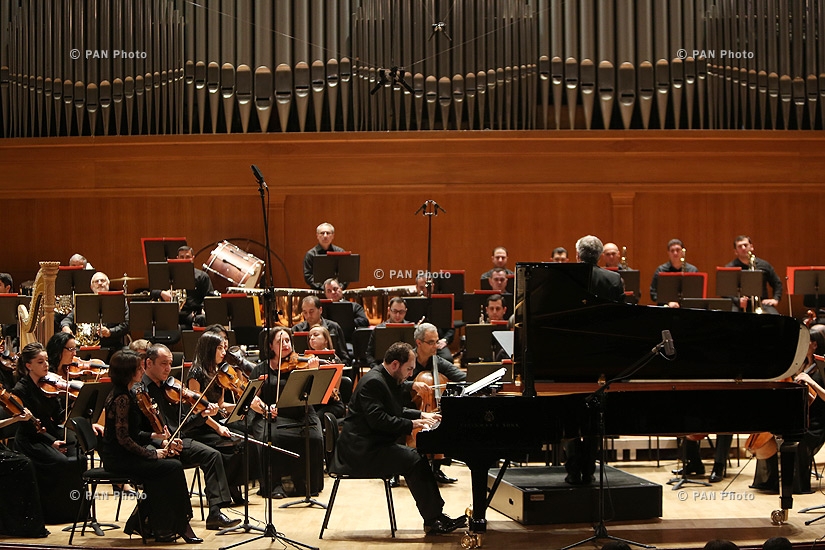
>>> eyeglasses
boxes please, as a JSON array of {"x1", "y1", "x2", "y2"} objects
[
  {"x1": 390, "y1": 309, "x2": 407, "y2": 315},
  {"x1": 65, "y1": 346, "x2": 77, "y2": 352},
  {"x1": 422, "y1": 339, "x2": 439, "y2": 346}
]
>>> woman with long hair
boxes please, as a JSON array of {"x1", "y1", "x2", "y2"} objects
[{"x1": 306, "y1": 325, "x2": 345, "y2": 419}]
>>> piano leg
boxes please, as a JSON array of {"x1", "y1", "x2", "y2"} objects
[{"x1": 774, "y1": 440, "x2": 797, "y2": 524}]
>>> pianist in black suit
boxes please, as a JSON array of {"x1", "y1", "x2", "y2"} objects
[
  {"x1": 335, "y1": 342, "x2": 467, "y2": 535},
  {"x1": 564, "y1": 236, "x2": 625, "y2": 484},
  {"x1": 751, "y1": 325, "x2": 825, "y2": 493}
]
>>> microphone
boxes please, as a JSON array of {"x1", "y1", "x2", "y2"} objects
[
  {"x1": 251, "y1": 164, "x2": 267, "y2": 189},
  {"x1": 661, "y1": 330, "x2": 676, "y2": 358}
]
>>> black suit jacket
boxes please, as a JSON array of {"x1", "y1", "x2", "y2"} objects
[
  {"x1": 588, "y1": 265, "x2": 625, "y2": 303},
  {"x1": 336, "y1": 365, "x2": 420, "y2": 471}
]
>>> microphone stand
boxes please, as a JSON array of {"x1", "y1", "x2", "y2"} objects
[
  {"x1": 414, "y1": 200, "x2": 445, "y2": 299},
  {"x1": 561, "y1": 333, "x2": 674, "y2": 550},
  {"x1": 227, "y1": 165, "x2": 316, "y2": 550}
]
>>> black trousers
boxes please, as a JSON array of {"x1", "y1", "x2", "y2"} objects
[{"x1": 178, "y1": 438, "x2": 231, "y2": 507}]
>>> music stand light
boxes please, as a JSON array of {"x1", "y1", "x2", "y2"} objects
[{"x1": 313, "y1": 253, "x2": 360, "y2": 285}]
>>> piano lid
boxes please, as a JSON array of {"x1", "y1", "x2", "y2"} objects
[{"x1": 514, "y1": 263, "x2": 808, "y2": 386}]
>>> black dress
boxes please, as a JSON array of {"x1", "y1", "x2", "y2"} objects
[
  {"x1": 0, "y1": 436, "x2": 48, "y2": 537},
  {"x1": 11, "y1": 376, "x2": 85, "y2": 524},
  {"x1": 98, "y1": 386, "x2": 192, "y2": 537},
  {"x1": 249, "y1": 359, "x2": 324, "y2": 497}
]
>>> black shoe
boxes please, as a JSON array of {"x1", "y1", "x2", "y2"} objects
[
  {"x1": 564, "y1": 473, "x2": 582, "y2": 485},
  {"x1": 389, "y1": 475, "x2": 401, "y2": 488},
  {"x1": 672, "y1": 463, "x2": 705, "y2": 476},
  {"x1": 749, "y1": 482, "x2": 779, "y2": 492},
  {"x1": 180, "y1": 525, "x2": 203, "y2": 544},
  {"x1": 424, "y1": 514, "x2": 467, "y2": 535},
  {"x1": 154, "y1": 532, "x2": 178, "y2": 543},
  {"x1": 205, "y1": 511, "x2": 241, "y2": 530},
  {"x1": 229, "y1": 486, "x2": 247, "y2": 505},
  {"x1": 709, "y1": 465, "x2": 725, "y2": 483},
  {"x1": 435, "y1": 469, "x2": 458, "y2": 484},
  {"x1": 581, "y1": 474, "x2": 595, "y2": 484}
]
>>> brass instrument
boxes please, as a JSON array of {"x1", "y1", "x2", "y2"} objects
[
  {"x1": 171, "y1": 289, "x2": 187, "y2": 311},
  {"x1": 54, "y1": 295, "x2": 73, "y2": 315},
  {"x1": 620, "y1": 246, "x2": 628, "y2": 270},
  {"x1": 18, "y1": 262, "x2": 59, "y2": 347},
  {"x1": 681, "y1": 248, "x2": 687, "y2": 273},
  {"x1": 749, "y1": 252, "x2": 763, "y2": 314},
  {"x1": 75, "y1": 323, "x2": 101, "y2": 347}
]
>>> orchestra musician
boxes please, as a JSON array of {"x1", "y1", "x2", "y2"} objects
[
  {"x1": 303, "y1": 222, "x2": 345, "y2": 290},
  {"x1": 140, "y1": 343, "x2": 241, "y2": 530},
  {"x1": 152, "y1": 246, "x2": 215, "y2": 329},
  {"x1": 564, "y1": 236, "x2": 624, "y2": 485},
  {"x1": 751, "y1": 325, "x2": 825, "y2": 493},
  {"x1": 336, "y1": 342, "x2": 467, "y2": 535},
  {"x1": 365, "y1": 296, "x2": 413, "y2": 368},
  {"x1": 248, "y1": 327, "x2": 325, "y2": 499},
  {"x1": 11, "y1": 342, "x2": 86, "y2": 524},
  {"x1": 99, "y1": 350, "x2": 202, "y2": 544},
  {"x1": 480, "y1": 246, "x2": 514, "y2": 279},
  {"x1": 0, "y1": 272, "x2": 19, "y2": 354},
  {"x1": 68, "y1": 253, "x2": 94, "y2": 270},
  {"x1": 60, "y1": 272, "x2": 130, "y2": 357},
  {"x1": 487, "y1": 267, "x2": 510, "y2": 293},
  {"x1": 0, "y1": 408, "x2": 49, "y2": 538},
  {"x1": 185, "y1": 331, "x2": 246, "y2": 504},
  {"x1": 291, "y1": 295, "x2": 350, "y2": 365},
  {"x1": 306, "y1": 325, "x2": 346, "y2": 419},
  {"x1": 45, "y1": 331, "x2": 77, "y2": 380},
  {"x1": 602, "y1": 243, "x2": 627, "y2": 269},
  {"x1": 484, "y1": 294, "x2": 508, "y2": 322},
  {"x1": 649, "y1": 239, "x2": 698, "y2": 307},
  {"x1": 323, "y1": 277, "x2": 370, "y2": 332},
  {"x1": 551, "y1": 247, "x2": 570, "y2": 263},
  {"x1": 725, "y1": 235, "x2": 783, "y2": 314}
]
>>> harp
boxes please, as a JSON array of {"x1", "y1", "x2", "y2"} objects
[{"x1": 18, "y1": 262, "x2": 59, "y2": 348}]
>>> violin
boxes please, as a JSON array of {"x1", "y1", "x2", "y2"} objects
[
  {"x1": 0, "y1": 352, "x2": 16, "y2": 372},
  {"x1": 0, "y1": 382, "x2": 44, "y2": 433},
  {"x1": 38, "y1": 374, "x2": 83, "y2": 399},
  {"x1": 134, "y1": 383, "x2": 166, "y2": 435},
  {"x1": 277, "y1": 352, "x2": 321, "y2": 374},
  {"x1": 163, "y1": 377, "x2": 228, "y2": 418},
  {"x1": 216, "y1": 362, "x2": 249, "y2": 401},
  {"x1": 66, "y1": 357, "x2": 108, "y2": 379}
]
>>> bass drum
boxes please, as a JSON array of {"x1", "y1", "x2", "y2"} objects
[{"x1": 203, "y1": 241, "x2": 265, "y2": 293}]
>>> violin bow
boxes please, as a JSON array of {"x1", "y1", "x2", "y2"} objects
[{"x1": 164, "y1": 372, "x2": 221, "y2": 449}]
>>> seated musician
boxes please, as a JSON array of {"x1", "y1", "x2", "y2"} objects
[
  {"x1": 306, "y1": 325, "x2": 346, "y2": 419},
  {"x1": 152, "y1": 246, "x2": 215, "y2": 329},
  {"x1": 303, "y1": 222, "x2": 345, "y2": 290},
  {"x1": 336, "y1": 342, "x2": 467, "y2": 535},
  {"x1": 185, "y1": 331, "x2": 246, "y2": 504},
  {"x1": 99, "y1": 350, "x2": 201, "y2": 543},
  {"x1": 649, "y1": 239, "x2": 698, "y2": 307},
  {"x1": 480, "y1": 246, "x2": 514, "y2": 279},
  {"x1": 292, "y1": 295, "x2": 350, "y2": 364},
  {"x1": 68, "y1": 253, "x2": 94, "y2": 270},
  {"x1": 551, "y1": 247, "x2": 569, "y2": 263},
  {"x1": 484, "y1": 294, "x2": 508, "y2": 322},
  {"x1": 0, "y1": 403, "x2": 49, "y2": 537},
  {"x1": 365, "y1": 296, "x2": 412, "y2": 368},
  {"x1": 412, "y1": 323, "x2": 466, "y2": 485},
  {"x1": 247, "y1": 328, "x2": 325, "y2": 499},
  {"x1": 45, "y1": 331, "x2": 77, "y2": 379},
  {"x1": 487, "y1": 267, "x2": 510, "y2": 293},
  {"x1": 0, "y1": 272, "x2": 19, "y2": 355},
  {"x1": 725, "y1": 235, "x2": 782, "y2": 315},
  {"x1": 324, "y1": 277, "x2": 369, "y2": 330},
  {"x1": 60, "y1": 272, "x2": 130, "y2": 358},
  {"x1": 11, "y1": 342, "x2": 86, "y2": 524},
  {"x1": 141, "y1": 343, "x2": 241, "y2": 530},
  {"x1": 564, "y1": 236, "x2": 625, "y2": 485},
  {"x1": 750, "y1": 324, "x2": 825, "y2": 493}
]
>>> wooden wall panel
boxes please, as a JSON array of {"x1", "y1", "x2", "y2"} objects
[{"x1": 1, "y1": 132, "x2": 824, "y2": 314}]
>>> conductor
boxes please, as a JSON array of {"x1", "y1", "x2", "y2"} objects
[{"x1": 335, "y1": 342, "x2": 467, "y2": 535}]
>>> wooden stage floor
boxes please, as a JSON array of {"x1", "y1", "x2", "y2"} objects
[{"x1": 4, "y1": 456, "x2": 825, "y2": 550}]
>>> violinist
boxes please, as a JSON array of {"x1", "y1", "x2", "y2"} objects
[
  {"x1": 11, "y1": 342, "x2": 86, "y2": 524},
  {"x1": 0, "y1": 407, "x2": 49, "y2": 538},
  {"x1": 0, "y1": 336, "x2": 16, "y2": 390},
  {"x1": 307, "y1": 325, "x2": 345, "y2": 419},
  {"x1": 751, "y1": 325, "x2": 825, "y2": 493},
  {"x1": 140, "y1": 343, "x2": 241, "y2": 530},
  {"x1": 185, "y1": 331, "x2": 246, "y2": 503},
  {"x1": 248, "y1": 327, "x2": 324, "y2": 499},
  {"x1": 291, "y1": 295, "x2": 350, "y2": 365},
  {"x1": 411, "y1": 323, "x2": 466, "y2": 485},
  {"x1": 45, "y1": 332, "x2": 76, "y2": 380},
  {"x1": 98, "y1": 350, "x2": 201, "y2": 543}
]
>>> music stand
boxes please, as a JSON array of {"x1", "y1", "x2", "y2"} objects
[
  {"x1": 373, "y1": 324, "x2": 415, "y2": 360},
  {"x1": 681, "y1": 298, "x2": 733, "y2": 311},
  {"x1": 277, "y1": 367, "x2": 339, "y2": 510},
  {"x1": 291, "y1": 332, "x2": 310, "y2": 354},
  {"x1": 313, "y1": 253, "x2": 360, "y2": 285},
  {"x1": 75, "y1": 347, "x2": 110, "y2": 362},
  {"x1": 0, "y1": 294, "x2": 26, "y2": 325},
  {"x1": 147, "y1": 260, "x2": 196, "y2": 294},
  {"x1": 656, "y1": 272, "x2": 707, "y2": 305},
  {"x1": 607, "y1": 268, "x2": 641, "y2": 303},
  {"x1": 141, "y1": 237, "x2": 187, "y2": 264},
  {"x1": 464, "y1": 324, "x2": 509, "y2": 362},
  {"x1": 75, "y1": 292, "x2": 126, "y2": 326},
  {"x1": 204, "y1": 295, "x2": 261, "y2": 332},
  {"x1": 404, "y1": 295, "x2": 454, "y2": 329},
  {"x1": 795, "y1": 268, "x2": 825, "y2": 310},
  {"x1": 55, "y1": 266, "x2": 94, "y2": 296},
  {"x1": 68, "y1": 382, "x2": 113, "y2": 423},
  {"x1": 130, "y1": 301, "x2": 180, "y2": 344},
  {"x1": 716, "y1": 267, "x2": 764, "y2": 301},
  {"x1": 322, "y1": 301, "x2": 356, "y2": 341},
  {"x1": 432, "y1": 271, "x2": 465, "y2": 310}
]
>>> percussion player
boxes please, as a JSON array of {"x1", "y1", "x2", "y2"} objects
[{"x1": 303, "y1": 222, "x2": 345, "y2": 290}]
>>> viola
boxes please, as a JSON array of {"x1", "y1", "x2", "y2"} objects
[
  {"x1": 163, "y1": 377, "x2": 227, "y2": 418},
  {"x1": 66, "y1": 357, "x2": 109, "y2": 379},
  {"x1": 134, "y1": 383, "x2": 166, "y2": 435},
  {"x1": 38, "y1": 374, "x2": 83, "y2": 399},
  {"x1": 216, "y1": 362, "x2": 249, "y2": 401},
  {"x1": 406, "y1": 369, "x2": 447, "y2": 452},
  {"x1": 0, "y1": 382, "x2": 44, "y2": 433}
]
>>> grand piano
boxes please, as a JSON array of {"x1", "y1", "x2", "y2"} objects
[{"x1": 417, "y1": 262, "x2": 810, "y2": 544}]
